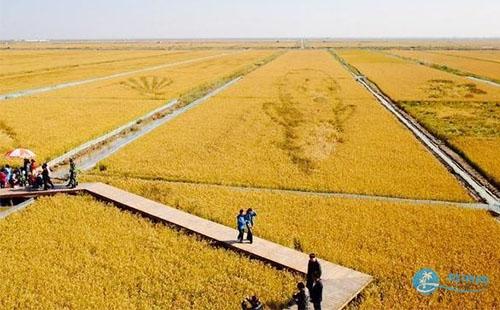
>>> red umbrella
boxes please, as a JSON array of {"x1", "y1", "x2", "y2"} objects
[{"x1": 5, "y1": 148, "x2": 36, "y2": 159}]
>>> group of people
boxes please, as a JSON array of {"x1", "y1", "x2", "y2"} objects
[
  {"x1": 236, "y1": 208, "x2": 257, "y2": 243},
  {"x1": 290, "y1": 253, "x2": 323, "y2": 310},
  {"x1": 241, "y1": 253, "x2": 323, "y2": 310},
  {"x1": 0, "y1": 158, "x2": 78, "y2": 190},
  {"x1": 237, "y1": 207, "x2": 324, "y2": 310}
]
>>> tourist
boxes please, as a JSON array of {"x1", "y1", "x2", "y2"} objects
[
  {"x1": 4, "y1": 164, "x2": 12, "y2": 185},
  {"x1": 237, "y1": 209, "x2": 246, "y2": 242},
  {"x1": 290, "y1": 282, "x2": 310, "y2": 310},
  {"x1": 306, "y1": 253, "x2": 322, "y2": 291},
  {"x1": 23, "y1": 158, "x2": 30, "y2": 172},
  {"x1": 41, "y1": 163, "x2": 54, "y2": 190},
  {"x1": 18, "y1": 168, "x2": 27, "y2": 187},
  {"x1": 9, "y1": 168, "x2": 20, "y2": 188},
  {"x1": 241, "y1": 295, "x2": 263, "y2": 310},
  {"x1": 34, "y1": 170, "x2": 43, "y2": 189},
  {"x1": 310, "y1": 273, "x2": 323, "y2": 310},
  {"x1": 0, "y1": 168, "x2": 7, "y2": 188},
  {"x1": 23, "y1": 158, "x2": 30, "y2": 185},
  {"x1": 244, "y1": 208, "x2": 257, "y2": 244},
  {"x1": 29, "y1": 159, "x2": 38, "y2": 185},
  {"x1": 66, "y1": 158, "x2": 78, "y2": 188}
]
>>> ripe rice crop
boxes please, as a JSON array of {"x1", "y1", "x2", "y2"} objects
[
  {"x1": 0, "y1": 50, "x2": 275, "y2": 163},
  {"x1": 306, "y1": 39, "x2": 500, "y2": 50},
  {"x1": 93, "y1": 50, "x2": 470, "y2": 202},
  {"x1": 336, "y1": 49, "x2": 500, "y2": 102},
  {"x1": 337, "y1": 49, "x2": 500, "y2": 184},
  {"x1": 449, "y1": 137, "x2": 500, "y2": 184},
  {"x1": 0, "y1": 49, "x2": 177, "y2": 76},
  {"x1": 398, "y1": 100, "x2": 500, "y2": 184},
  {"x1": 0, "y1": 195, "x2": 298, "y2": 309},
  {"x1": 432, "y1": 50, "x2": 500, "y2": 64},
  {"x1": 3, "y1": 40, "x2": 301, "y2": 51},
  {"x1": 86, "y1": 175, "x2": 500, "y2": 309},
  {"x1": 0, "y1": 50, "x2": 221, "y2": 94},
  {"x1": 387, "y1": 49, "x2": 500, "y2": 83}
]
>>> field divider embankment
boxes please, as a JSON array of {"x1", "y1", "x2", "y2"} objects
[
  {"x1": 0, "y1": 52, "x2": 233, "y2": 101},
  {"x1": 49, "y1": 76, "x2": 242, "y2": 178},
  {"x1": 92, "y1": 173, "x2": 490, "y2": 210},
  {"x1": 331, "y1": 51, "x2": 500, "y2": 213}
]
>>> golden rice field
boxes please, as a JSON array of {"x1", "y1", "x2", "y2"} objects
[
  {"x1": 451, "y1": 137, "x2": 500, "y2": 182},
  {"x1": 307, "y1": 39, "x2": 500, "y2": 49},
  {"x1": 0, "y1": 50, "x2": 276, "y2": 163},
  {"x1": 3, "y1": 43, "x2": 499, "y2": 310},
  {"x1": 0, "y1": 195, "x2": 297, "y2": 309},
  {"x1": 432, "y1": 50, "x2": 500, "y2": 63},
  {"x1": 336, "y1": 49, "x2": 500, "y2": 102},
  {"x1": 387, "y1": 49, "x2": 500, "y2": 83},
  {"x1": 94, "y1": 50, "x2": 470, "y2": 202},
  {"x1": 84, "y1": 175, "x2": 500, "y2": 309},
  {"x1": 0, "y1": 49, "x2": 170, "y2": 76},
  {"x1": 0, "y1": 50, "x2": 220, "y2": 94},
  {"x1": 337, "y1": 49, "x2": 500, "y2": 184},
  {"x1": 397, "y1": 100, "x2": 500, "y2": 185},
  {"x1": 3, "y1": 40, "x2": 301, "y2": 51},
  {"x1": 5, "y1": 39, "x2": 500, "y2": 52}
]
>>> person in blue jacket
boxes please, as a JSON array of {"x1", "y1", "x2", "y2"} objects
[
  {"x1": 237, "y1": 209, "x2": 246, "y2": 242},
  {"x1": 244, "y1": 208, "x2": 257, "y2": 244}
]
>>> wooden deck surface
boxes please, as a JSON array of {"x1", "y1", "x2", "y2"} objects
[{"x1": 0, "y1": 183, "x2": 372, "y2": 309}]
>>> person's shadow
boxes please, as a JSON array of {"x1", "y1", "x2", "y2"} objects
[{"x1": 222, "y1": 240, "x2": 248, "y2": 245}]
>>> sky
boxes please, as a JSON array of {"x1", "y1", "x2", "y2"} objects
[{"x1": 0, "y1": 0, "x2": 499, "y2": 40}]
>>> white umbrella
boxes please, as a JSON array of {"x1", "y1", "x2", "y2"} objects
[{"x1": 5, "y1": 148, "x2": 36, "y2": 159}]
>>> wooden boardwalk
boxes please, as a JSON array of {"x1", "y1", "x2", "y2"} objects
[{"x1": 0, "y1": 183, "x2": 372, "y2": 309}]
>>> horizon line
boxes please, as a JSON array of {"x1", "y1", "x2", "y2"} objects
[{"x1": 2, "y1": 36, "x2": 500, "y2": 42}]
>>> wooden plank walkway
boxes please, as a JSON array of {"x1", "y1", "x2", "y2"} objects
[
  {"x1": 0, "y1": 183, "x2": 372, "y2": 309},
  {"x1": 0, "y1": 185, "x2": 81, "y2": 199}
]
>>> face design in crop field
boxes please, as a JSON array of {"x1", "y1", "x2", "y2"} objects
[
  {"x1": 263, "y1": 68, "x2": 355, "y2": 173},
  {"x1": 120, "y1": 75, "x2": 173, "y2": 99},
  {"x1": 422, "y1": 79, "x2": 487, "y2": 99}
]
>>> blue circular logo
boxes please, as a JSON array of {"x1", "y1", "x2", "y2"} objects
[{"x1": 412, "y1": 268, "x2": 440, "y2": 295}]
